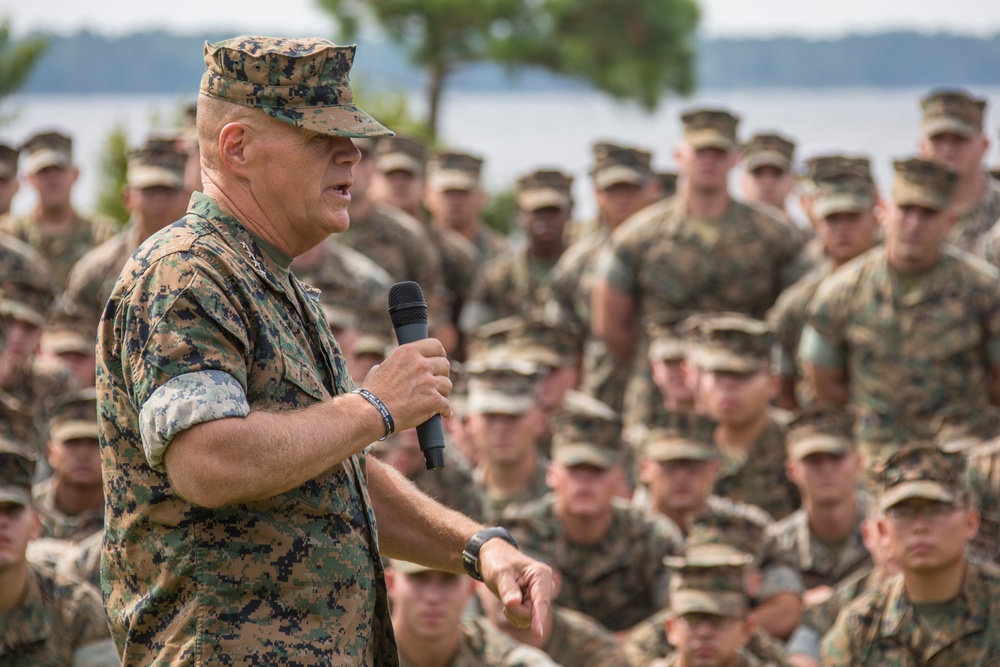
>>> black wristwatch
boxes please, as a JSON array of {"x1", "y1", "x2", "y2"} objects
[{"x1": 462, "y1": 527, "x2": 518, "y2": 582}]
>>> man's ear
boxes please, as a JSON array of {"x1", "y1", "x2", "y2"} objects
[{"x1": 217, "y1": 122, "x2": 250, "y2": 176}]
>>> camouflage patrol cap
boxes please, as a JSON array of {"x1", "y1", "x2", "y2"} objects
[
  {"x1": 802, "y1": 154, "x2": 872, "y2": 186},
  {"x1": 40, "y1": 307, "x2": 95, "y2": 356},
  {"x1": 200, "y1": 36, "x2": 392, "y2": 138},
  {"x1": 686, "y1": 514, "x2": 761, "y2": 559},
  {"x1": 516, "y1": 168, "x2": 573, "y2": 212},
  {"x1": 426, "y1": 151, "x2": 483, "y2": 192},
  {"x1": 644, "y1": 411, "x2": 718, "y2": 462},
  {"x1": 932, "y1": 407, "x2": 1000, "y2": 455},
  {"x1": 665, "y1": 545, "x2": 752, "y2": 618},
  {"x1": 22, "y1": 131, "x2": 73, "y2": 174},
  {"x1": 921, "y1": 89, "x2": 986, "y2": 138},
  {"x1": 48, "y1": 388, "x2": 99, "y2": 443},
  {"x1": 892, "y1": 157, "x2": 957, "y2": 212},
  {"x1": 127, "y1": 140, "x2": 187, "y2": 190},
  {"x1": 812, "y1": 168, "x2": 877, "y2": 219},
  {"x1": 388, "y1": 558, "x2": 437, "y2": 575},
  {"x1": 876, "y1": 443, "x2": 967, "y2": 511},
  {"x1": 787, "y1": 403, "x2": 855, "y2": 460},
  {"x1": 681, "y1": 109, "x2": 739, "y2": 151},
  {"x1": 355, "y1": 332, "x2": 392, "y2": 360},
  {"x1": 590, "y1": 141, "x2": 654, "y2": 190},
  {"x1": 657, "y1": 171, "x2": 679, "y2": 199},
  {"x1": 688, "y1": 314, "x2": 773, "y2": 374},
  {"x1": 645, "y1": 311, "x2": 692, "y2": 362},
  {"x1": 0, "y1": 444, "x2": 34, "y2": 507},
  {"x1": 743, "y1": 133, "x2": 796, "y2": 173},
  {"x1": 468, "y1": 315, "x2": 576, "y2": 370},
  {"x1": 0, "y1": 143, "x2": 19, "y2": 180},
  {"x1": 466, "y1": 369, "x2": 538, "y2": 416},
  {"x1": 375, "y1": 135, "x2": 428, "y2": 176},
  {"x1": 550, "y1": 391, "x2": 623, "y2": 469},
  {"x1": 0, "y1": 287, "x2": 51, "y2": 328},
  {"x1": 320, "y1": 302, "x2": 359, "y2": 332}
]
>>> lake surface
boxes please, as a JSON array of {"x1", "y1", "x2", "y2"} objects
[{"x1": 4, "y1": 86, "x2": 1000, "y2": 219}]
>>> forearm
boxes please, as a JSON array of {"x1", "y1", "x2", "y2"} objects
[
  {"x1": 165, "y1": 391, "x2": 386, "y2": 508},
  {"x1": 366, "y1": 456, "x2": 482, "y2": 572},
  {"x1": 591, "y1": 279, "x2": 636, "y2": 362},
  {"x1": 750, "y1": 592, "x2": 802, "y2": 641},
  {"x1": 803, "y1": 363, "x2": 849, "y2": 406}
]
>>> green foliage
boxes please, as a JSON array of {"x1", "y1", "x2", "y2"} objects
[
  {"x1": 352, "y1": 83, "x2": 433, "y2": 143},
  {"x1": 492, "y1": 0, "x2": 700, "y2": 111},
  {"x1": 483, "y1": 187, "x2": 517, "y2": 236},
  {"x1": 95, "y1": 124, "x2": 129, "y2": 224},
  {"x1": 0, "y1": 18, "x2": 48, "y2": 122}
]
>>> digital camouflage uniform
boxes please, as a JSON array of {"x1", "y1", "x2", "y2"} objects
[
  {"x1": 966, "y1": 437, "x2": 1000, "y2": 563},
  {"x1": 58, "y1": 528, "x2": 104, "y2": 591},
  {"x1": 397, "y1": 617, "x2": 558, "y2": 667},
  {"x1": 600, "y1": 111, "x2": 808, "y2": 435},
  {"x1": 823, "y1": 445, "x2": 1000, "y2": 666},
  {"x1": 804, "y1": 159, "x2": 1000, "y2": 460},
  {"x1": 540, "y1": 605, "x2": 627, "y2": 667},
  {"x1": 33, "y1": 476, "x2": 104, "y2": 543}
]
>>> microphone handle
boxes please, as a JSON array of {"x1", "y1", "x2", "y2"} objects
[{"x1": 393, "y1": 321, "x2": 447, "y2": 470}]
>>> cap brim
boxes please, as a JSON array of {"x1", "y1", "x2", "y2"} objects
[
  {"x1": 377, "y1": 153, "x2": 422, "y2": 176},
  {"x1": 128, "y1": 165, "x2": 184, "y2": 190},
  {"x1": 686, "y1": 130, "x2": 736, "y2": 151},
  {"x1": 553, "y1": 444, "x2": 617, "y2": 469},
  {"x1": 389, "y1": 559, "x2": 435, "y2": 575},
  {"x1": 670, "y1": 590, "x2": 746, "y2": 618},
  {"x1": 689, "y1": 348, "x2": 762, "y2": 374},
  {"x1": 594, "y1": 165, "x2": 647, "y2": 190},
  {"x1": 25, "y1": 150, "x2": 71, "y2": 175},
  {"x1": 0, "y1": 486, "x2": 30, "y2": 507},
  {"x1": 428, "y1": 170, "x2": 478, "y2": 192},
  {"x1": 518, "y1": 188, "x2": 570, "y2": 212},
  {"x1": 746, "y1": 152, "x2": 791, "y2": 173},
  {"x1": 893, "y1": 182, "x2": 947, "y2": 212},
  {"x1": 0, "y1": 299, "x2": 46, "y2": 327},
  {"x1": 41, "y1": 331, "x2": 93, "y2": 356},
  {"x1": 264, "y1": 103, "x2": 394, "y2": 139},
  {"x1": 789, "y1": 435, "x2": 851, "y2": 460},
  {"x1": 467, "y1": 391, "x2": 534, "y2": 415},
  {"x1": 923, "y1": 118, "x2": 977, "y2": 139},
  {"x1": 881, "y1": 481, "x2": 956, "y2": 511},
  {"x1": 645, "y1": 440, "x2": 716, "y2": 462},
  {"x1": 648, "y1": 339, "x2": 686, "y2": 362},
  {"x1": 814, "y1": 194, "x2": 874, "y2": 219},
  {"x1": 50, "y1": 421, "x2": 100, "y2": 443}
]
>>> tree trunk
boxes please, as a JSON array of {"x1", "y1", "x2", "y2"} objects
[{"x1": 427, "y1": 61, "x2": 449, "y2": 143}]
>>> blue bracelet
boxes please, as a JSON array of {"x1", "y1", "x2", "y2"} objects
[{"x1": 353, "y1": 388, "x2": 395, "y2": 441}]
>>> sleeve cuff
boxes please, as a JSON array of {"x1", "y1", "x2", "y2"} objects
[
  {"x1": 72, "y1": 638, "x2": 121, "y2": 667},
  {"x1": 799, "y1": 325, "x2": 845, "y2": 369},
  {"x1": 595, "y1": 249, "x2": 634, "y2": 295},
  {"x1": 139, "y1": 370, "x2": 250, "y2": 472},
  {"x1": 758, "y1": 564, "x2": 805, "y2": 600},
  {"x1": 785, "y1": 625, "x2": 822, "y2": 661}
]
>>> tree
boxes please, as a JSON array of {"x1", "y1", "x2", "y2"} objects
[
  {"x1": 317, "y1": 0, "x2": 699, "y2": 139},
  {"x1": 95, "y1": 123, "x2": 129, "y2": 224},
  {"x1": 0, "y1": 19, "x2": 48, "y2": 121}
]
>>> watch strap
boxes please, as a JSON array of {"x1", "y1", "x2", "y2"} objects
[{"x1": 461, "y1": 527, "x2": 518, "y2": 582}]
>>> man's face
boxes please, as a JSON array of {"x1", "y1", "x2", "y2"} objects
[
  {"x1": 372, "y1": 169, "x2": 425, "y2": 214},
  {"x1": 27, "y1": 165, "x2": 78, "y2": 209},
  {"x1": 0, "y1": 320, "x2": 43, "y2": 374},
  {"x1": 536, "y1": 367, "x2": 575, "y2": 413},
  {"x1": 467, "y1": 409, "x2": 539, "y2": 466},
  {"x1": 815, "y1": 209, "x2": 879, "y2": 265},
  {"x1": 520, "y1": 205, "x2": 569, "y2": 249},
  {"x1": 124, "y1": 185, "x2": 188, "y2": 233},
  {"x1": 667, "y1": 613, "x2": 752, "y2": 667},
  {"x1": 48, "y1": 437, "x2": 103, "y2": 488},
  {"x1": 387, "y1": 569, "x2": 473, "y2": 643},
  {"x1": 548, "y1": 462, "x2": 621, "y2": 518},
  {"x1": 641, "y1": 457, "x2": 719, "y2": 518},
  {"x1": 740, "y1": 165, "x2": 794, "y2": 209},
  {"x1": 56, "y1": 351, "x2": 97, "y2": 388},
  {"x1": 425, "y1": 187, "x2": 484, "y2": 230},
  {"x1": 787, "y1": 451, "x2": 860, "y2": 506},
  {"x1": 676, "y1": 144, "x2": 737, "y2": 192},
  {"x1": 879, "y1": 498, "x2": 978, "y2": 573},
  {"x1": 652, "y1": 359, "x2": 695, "y2": 409},
  {"x1": 593, "y1": 181, "x2": 656, "y2": 228},
  {"x1": 883, "y1": 202, "x2": 955, "y2": 271},
  {"x1": 920, "y1": 132, "x2": 988, "y2": 179},
  {"x1": 699, "y1": 368, "x2": 776, "y2": 428},
  {"x1": 0, "y1": 176, "x2": 18, "y2": 215},
  {"x1": 243, "y1": 116, "x2": 360, "y2": 252},
  {"x1": 0, "y1": 502, "x2": 37, "y2": 571}
]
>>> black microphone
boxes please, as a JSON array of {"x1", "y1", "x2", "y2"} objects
[{"x1": 387, "y1": 281, "x2": 446, "y2": 470}]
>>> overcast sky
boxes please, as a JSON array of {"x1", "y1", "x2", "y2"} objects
[{"x1": 4, "y1": 0, "x2": 1000, "y2": 39}]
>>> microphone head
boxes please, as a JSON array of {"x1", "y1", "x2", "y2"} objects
[{"x1": 388, "y1": 281, "x2": 428, "y2": 327}]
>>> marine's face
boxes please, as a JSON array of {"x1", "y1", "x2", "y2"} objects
[
  {"x1": 469, "y1": 409, "x2": 539, "y2": 466},
  {"x1": 549, "y1": 462, "x2": 620, "y2": 517},
  {"x1": 651, "y1": 358, "x2": 695, "y2": 409},
  {"x1": 245, "y1": 116, "x2": 361, "y2": 251},
  {"x1": 520, "y1": 205, "x2": 569, "y2": 248},
  {"x1": 48, "y1": 437, "x2": 103, "y2": 488},
  {"x1": 920, "y1": 131, "x2": 988, "y2": 178},
  {"x1": 425, "y1": 187, "x2": 484, "y2": 229},
  {"x1": 0, "y1": 502, "x2": 36, "y2": 570},
  {"x1": 667, "y1": 613, "x2": 751, "y2": 667},
  {"x1": 880, "y1": 498, "x2": 978, "y2": 573},
  {"x1": 594, "y1": 180, "x2": 656, "y2": 228},
  {"x1": 125, "y1": 184, "x2": 188, "y2": 233},
  {"x1": 884, "y1": 202, "x2": 955, "y2": 271},
  {"x1": 676, "y1": 144, "x2": 736, "y2": 192},
  {"x1": 699, "y1": 368, "x2": 775, "y2": 428},
  {"x1": 816, "y1": 209, "x2": 879, "y2": 265},
  {"x1": 388, "y1": 569, "x2": 473, "y2": 643},
  {"x1": 373, "y1": 169, "x2": 424, "y2": 214},
  {"x1": 27, "y1": 165, "x2": 78, "y2": 208},
  {"x1": 789, "y1": 451, "x2": 860, "y2": 505},
  {"x1": 641, "y1": 457, "x2": 718, "y2": 517},
  {"x1": 0, "y1": 176, "x2": 18, "y2": 215},
  {"x1": 741, "y1": 165, "x2": 794, "y2": 208}
]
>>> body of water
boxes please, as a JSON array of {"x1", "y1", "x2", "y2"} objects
[{"x1": 4, "y1": 86, "x2": 1000, "y2": 219}]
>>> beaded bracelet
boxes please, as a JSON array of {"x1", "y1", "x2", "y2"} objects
[{"x1": 352, "y1": 388, "x2": 395, "y2": 441}]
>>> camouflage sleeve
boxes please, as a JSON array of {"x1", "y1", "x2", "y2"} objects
[
  {"x1": 503, "y1": 645, "x2": 562, "y2": 667},
  {"x1": 758, "y1": 563, "x2": 805, "y2": 600},
  {"x1": 69, "y1": 578, "x2": 120, "y2": 665},
  {"x1": 820, "y1": 606, "x2": 859, "y2": 667},
  {"x1": 598, "y1": 233, "x2": 640, "y2": 296},
  {"x1": 785, "y1": 625, "x2": 822, "y2": 662},
  {"x1": 138, "y1": 370, "x2": 251, "y2": 472},
  {"x1": 798, "y1": 325, "x2": 845, "y2": 369},
  {"x1": 804, "y1": 271, "x2": 852, "y2": 346},
  {"x1": 72, "y1": 639, "x2": 121, "y2": 667}
]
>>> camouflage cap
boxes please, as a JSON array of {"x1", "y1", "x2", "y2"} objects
[
  {"x1": 665, "y1": 545, "x2": 752, "y2": 618},
  {"x1": 787, "y1": 403, "x2": 855, "y2": 460},
  {"x1": 813, "y1": 170, "x2": 877, "y2": 219},
  {"x1": 355, "y1": 332, "x2": 392, "y2": 359},
  {"x1": 688, "y1": 314, "x2": 773, "y2": 374},
  {"x1": 200, "y1": 36, "x2": 392, "y2": 139},
  {"x1": 802, "y1": 154, "x2": 872, "y2": 186},
  {"x1": 375, "y1": 135, "x2": 428, "y2": 176},
  {"x1": 686, "y1": 514, "x2": 761, "y2": 559},
  {"x1": 644, "y1": 411, "x2": 718, "y2": 462},
  {"x1": 743, "y1": 133, "x2": 795, "y2": 173},
  {"x1": 892, "y1": 157, "x2": 957, "y2": 212},
  {"x1": 320, "y1": 302, "x2": 359, "y2": 332},
  {"x1": 550, "y1": 391, "x2": 623, "y2": 469},
  {"x1": 40, "y1": 307, "x2": 95, "y2": 356},
  {"x1": 426, "y1": 151, "x2": 483, "y2": 192},
  {"x1": 590, "y1": 141, "x2": 654, "y2": 190},
  {"x1": 516, "y1": 168, "x2": 573, "y2": 212},
  {"x1": 876, "y1": 443, "x2": 967, "y2": 511},
  {"x1": 127, "y1": 140, "x2": 187, "y2": 190},
  {"x1": 0, "y1": 143, "x2": 19, "y2": 180},
  {"x1": 388, "y1": 558, "x2": 437, "y2": 575},
  {"x1": 48, "y1": 388, "x2": 99, "y2": 443},
  {"x1": 466, "y1": 370, "x2": 538, "y2": 416},
  {"x1": 22, "y1": 131, "x2": 73, "y2": 175},
  {"x1": 681, "y1": 109, "x2": 740, "y2": 151},
  {"x1": 657, "y1": 171, "x2": 679, "y2": 198},
  {"x1": 645, "y1": 311, "x2": 692, "y2": 362},
  {"x1": 0, "y1": 444, "x2": 34, "y2": 507},
  {"x1": 921, "y1": 89, "x2": 986, "y2": 138},
  {"x1": 933, "y1": 407, "x2": 1000, "y2": 454},
  {"x1": 468, "y1": 315, "x2": 576, "y2": 370}
]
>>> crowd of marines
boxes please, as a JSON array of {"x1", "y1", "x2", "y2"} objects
[{"x1": 3, "y1": 84, "x2": 1000, "y2": 666}]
